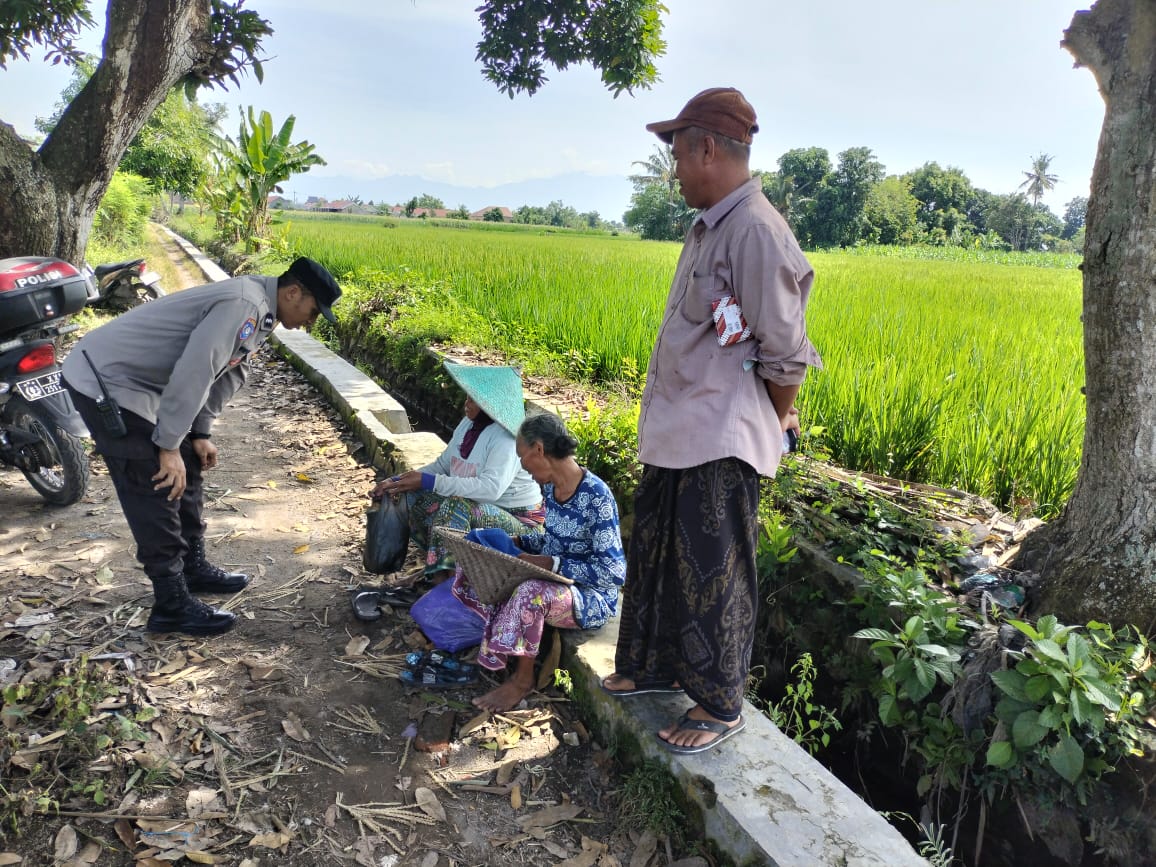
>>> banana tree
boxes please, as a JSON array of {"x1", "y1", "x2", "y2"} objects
[{"x1": 213, "y1": 107, "x2": 325, "y2": 247}]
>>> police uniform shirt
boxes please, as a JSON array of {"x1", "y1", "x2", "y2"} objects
[{"x1": 62, "y1": 275, "x2": 279, "y2": 450}]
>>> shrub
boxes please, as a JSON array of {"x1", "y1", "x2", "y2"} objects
[{"x1": 92, "y1": 172, "x2": 153, "y2": 247}]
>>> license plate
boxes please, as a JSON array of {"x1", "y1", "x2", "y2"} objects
[
  {"x1": 141, "y1": 270, "x2": 161, "y2": 286},
  {"x1": 15, "y1": 371, "x2": 63, "y2": 401}
]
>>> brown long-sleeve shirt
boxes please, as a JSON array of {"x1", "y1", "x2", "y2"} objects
[{"x1": 637, "y1": 179, "x2": 822, "y2": 476}]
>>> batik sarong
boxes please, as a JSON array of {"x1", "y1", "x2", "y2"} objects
[
  {"x1": 453, "y1": 575, "x2": 577, "y2": 670},
  {"x1": 407, "y1": 491, "x2": 545, "y2": 575},
  {"x1": 613, "y1": 458, "x2": 760, "y2": 722}
]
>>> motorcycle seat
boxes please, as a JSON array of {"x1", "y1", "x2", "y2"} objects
[{"x1": 93, "y1": 259, "x2": 144, "y2": 278}]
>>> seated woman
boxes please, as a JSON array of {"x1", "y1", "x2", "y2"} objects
[
  {"x1": 452, "y1": 412, "x2": 626, "y2": 712},
  {"x1": 371, "y1": 362, "x2": 544, "y2": 583}
]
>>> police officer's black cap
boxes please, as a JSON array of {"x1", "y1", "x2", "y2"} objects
[{"x1": 286, "y1": 257, "x2": 341, "y2": 323}]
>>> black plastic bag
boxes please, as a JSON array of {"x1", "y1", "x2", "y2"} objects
[{"x1": 363, "y1": 495, "x2": 410, "y2": 574}]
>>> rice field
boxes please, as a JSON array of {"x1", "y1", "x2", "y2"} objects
[{"x1": 278, "y1": 213, "x2": 1085, "y2": 516}]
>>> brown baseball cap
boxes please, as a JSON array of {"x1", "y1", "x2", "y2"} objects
[{"x1": 646, "y1": 87, "x2": 759, "y2": 145}]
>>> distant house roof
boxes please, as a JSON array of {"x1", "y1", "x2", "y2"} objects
[
  {"x1": 412, "y1": 207, "x2": 450, "y2": 219},
  {"x1": 319, "y1": 200, "x2": 355, "y2": 212},
  {"x1": 469, "y1": 206, "x2": 512, "y2": 221}
]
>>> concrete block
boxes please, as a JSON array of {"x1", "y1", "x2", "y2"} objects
[
  {"x1": 274, "y1": 329, "x2": 411, "y2": 435},
  {"x1": 161, "y1": 227, "x2": 230, "y2": 283},
  {"x1": 568, "y1": 620, "x2": 927, "y2": 867}
]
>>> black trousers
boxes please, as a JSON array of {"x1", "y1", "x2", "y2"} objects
[{"x1": 66, "y1": 382, "x2": 205, "y2": 581}]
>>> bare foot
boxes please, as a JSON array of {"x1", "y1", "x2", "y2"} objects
[
  {"x1": 659, "y1": 706, "x2": 741, "y2": 750},
  {"x1": 472, "y1": 678, "x2": 533, "y2": 712}
]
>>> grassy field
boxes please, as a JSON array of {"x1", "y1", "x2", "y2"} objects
[{"x1": 194, "y1": 212, "x2": 1086, "y2": 516}]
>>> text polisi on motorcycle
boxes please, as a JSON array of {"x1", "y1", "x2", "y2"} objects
[{"x1": 0, "y1": 257, "x2": 91, "y2": 505}]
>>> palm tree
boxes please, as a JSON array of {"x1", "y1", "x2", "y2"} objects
[
  {"x1": 761, "y1": 171, "x2": 796, "y2": 222},
  {"x1": 629, "y1": 144, "x2": 678, "y2": 199},
  {"x1": 1018, "y1": 153, "x2": 1059, "y2": 206}
]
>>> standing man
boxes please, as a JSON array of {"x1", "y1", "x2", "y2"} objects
[
  {"x1": 603, "y1": 88, "x2": 822, "y2": 753},
  {"x1": 62, "y1": 258, "x2": 341, "y2": 636}
]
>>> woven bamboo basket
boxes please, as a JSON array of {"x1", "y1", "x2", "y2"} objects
[{"x1": 435, "y1": 527, "x2": 573, "y2": 605}]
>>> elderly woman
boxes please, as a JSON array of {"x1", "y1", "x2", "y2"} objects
[
  {"x1": 371, "y1": 362, "x2": 544, "y2": 583},
  {"x1": 453, "y1": 412, "x2": 626, "y2": 712}
]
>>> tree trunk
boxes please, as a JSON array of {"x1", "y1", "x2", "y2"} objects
[
  {"x1": 0, "y1": 0, "x2": 211, "y2": 264},
  {"x1": 1016, "y1": 0, "x2": 1156, "y2": 632}
]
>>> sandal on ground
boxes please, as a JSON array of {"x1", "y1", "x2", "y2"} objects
[
  {"x1": 657, "y1": 712, "x2": 746, "y2": 755},
  {"x1": 600, "y1": 674, "x2": 683, "y2": 697},
  {"x1": 399, "y1": 664, "x2": 479, "y2": 689},
  {"x1": 352, "y1": 585, "x2": 422, "y2": 621},
  {"x1": 405, "y1": 650, "x2": 477, "y2": 675},
  {"x1": 352, "y1": 589, "x2": 384, "y2": 622},
  {"x1": 378, "y1": 585, "x2": 421, "y2": 607}
]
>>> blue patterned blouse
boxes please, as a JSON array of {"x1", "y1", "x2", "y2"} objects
[{"x1": 517, "y1": 470, "x2": 625, "y2": 628}]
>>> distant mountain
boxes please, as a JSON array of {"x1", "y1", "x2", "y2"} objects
[{"x1": 281, "y1": 171, "x2": 633, "y2": 223}]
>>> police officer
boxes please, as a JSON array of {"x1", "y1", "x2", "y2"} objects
[{"x1": 62, "y1": 258, "x2": 342, "y2": 636}]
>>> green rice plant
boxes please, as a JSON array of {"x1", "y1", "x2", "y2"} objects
[{"x1": 180, "y1": 212, "x2": 1084, "y2": 518}]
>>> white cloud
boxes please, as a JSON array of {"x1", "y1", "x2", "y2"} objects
[
  {"x1": 342, "y1": 159, "x2": 393, "y2": 178},
  {"x1": 421, "y1": 162, "x2": 458, "y2": 184}
]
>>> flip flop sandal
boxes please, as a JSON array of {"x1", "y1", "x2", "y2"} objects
[
  {"x1": 352, "y1": 586, "x2": 422, "y2": 621},
  {"x1": 352, "y1": 589, "x2": 384, "y2": 622},
  {"x1": 378, "y1": 585, "x2": 422, "y2": 608},
  {"x1": 600, "y1": 676, "x2": 684, "y2": 697},
  {"x1": 399, "y1": 665, "x2": 479, "y2": 689},
  {"x1": 658, "y1": 712, "x2": 746, "y2": 755},
  {"x1": 405, "y1": 650, "x2": 477, "y2": 675}
]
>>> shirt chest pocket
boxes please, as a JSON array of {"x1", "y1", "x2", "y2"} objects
[{"x1": 681, "y1": 270, "x2": 733, "y2": 325}]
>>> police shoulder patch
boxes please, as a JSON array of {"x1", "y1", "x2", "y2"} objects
[{"x1": 238, "y1": 318, "x2": 256, "y2": 341}]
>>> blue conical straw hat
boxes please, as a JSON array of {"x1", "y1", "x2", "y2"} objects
[{"x1": 444, "y1": 361, "x2": 526, "y2": 436}]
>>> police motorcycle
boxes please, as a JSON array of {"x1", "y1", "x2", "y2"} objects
[
  {"x1": 82, "y1": 257, "x2": 164, "y2": 312},
  {"x1": 0, "y1": 257, "x2": 91, "y2": 505}
]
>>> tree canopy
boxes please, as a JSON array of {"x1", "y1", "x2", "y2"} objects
[{"x1": 0, "y1": 0, "x2": 669, "y2": 263}]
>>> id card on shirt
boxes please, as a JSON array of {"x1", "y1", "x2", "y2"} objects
[{"x1": 711, "y1": 295, "x2": 752, "y2": 346}]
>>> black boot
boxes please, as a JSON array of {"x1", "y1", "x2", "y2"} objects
[
  {"x1": 183, "y1": 537, "x2": 250, "y2": 593},
  {"x1": 146, "y1": 574, "x2": 236, "y2": 636}
]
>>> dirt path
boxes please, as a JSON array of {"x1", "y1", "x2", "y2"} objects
[{"x1": 0, "y1": 244, "x2": 653, "y2": 866}]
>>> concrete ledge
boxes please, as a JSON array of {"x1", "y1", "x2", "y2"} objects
[
  {"x1": 273, "y1": 328, "x2": 413, "y2": 436},
  {"x1": 170, "y1": 230, "x2": 924, "y2": 865},
  {"x1": 161, "y1": 226, "x2": 231, "y2": 282},
  {"x1": 569, "y1": 621, "x2": 926, "y2": 867}
]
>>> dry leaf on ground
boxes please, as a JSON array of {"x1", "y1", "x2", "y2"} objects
[
  {"x1": 516, "y1": 803, "x2": 583, "y2": 830},
  {"x1": 629, "y1": 830, "x2": 658, "y2": 867},
  {"x1": 344, "y1": 635, "x2": 370, "y2": 656},
  {"x1": 282, "y1": 712, "x2": 312, "y2": 742},
  {"x1": 53, "y1": 825, "x2": 78, "y2": 862},
  {"x1": 413, "y1": 787, "x2": 445, "y2": 822},
  {"x1": 113, "y1": 819, "x2": 135, "y2": 849},
  {"x1": 249, "y1": 831, "x2": 293, "y2": 849},
  {"x1": 63, "y1": 841, "x2": 102, "y2": 866},
  {"x1": 186, "y1": 787, "x2": 227, "y2": 819}
]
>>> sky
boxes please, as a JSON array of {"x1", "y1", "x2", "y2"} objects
[{"x1": 1, "y1": 1, "x2": 1105, "y2": 223}]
